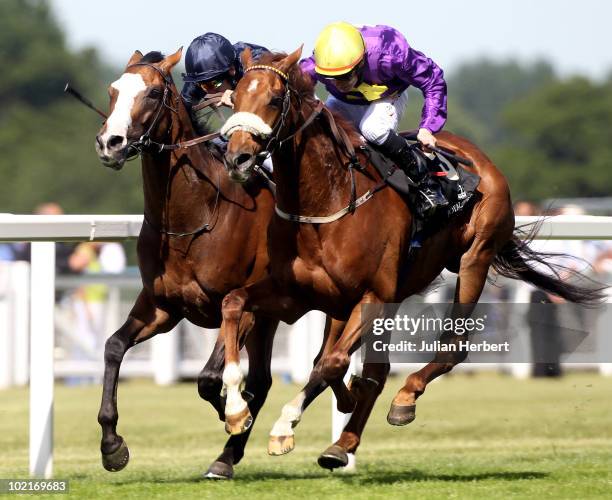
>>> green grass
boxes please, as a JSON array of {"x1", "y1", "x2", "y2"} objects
[{"x1": 1, "y1": 372, "x2": 612, "y2": 499}]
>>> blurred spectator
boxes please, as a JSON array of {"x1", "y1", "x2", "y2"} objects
[
  {"x1": 514, "y1": 201, "x2": 564, "y2": 377},
  {"x1": 526, "y1": 204, "x2": 598, "y2": 377},
  {"x1": 35, "y1": 203, "x2": 79, "y2": 274},
  {"x1": 0, "y1": 244, "x2": 15, "y2": 261},
  {"x1": 514, "y1": 200, "x2": 539, "y2": 217},
  {"x1": 65, "y1": 241, "x2": 126, "y2": 385},
  {"x1": 0, "y1": 203, "x2": 79, "y2": 270}
]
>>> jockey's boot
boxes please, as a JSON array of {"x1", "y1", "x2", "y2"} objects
[{"x1": 378, "y1": 131, "x2": 448, "y2": 217}]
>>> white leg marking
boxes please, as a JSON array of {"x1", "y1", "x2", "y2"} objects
[
  {"x1": 270, "y1": 391, "x2": 306, "y2": 437},
  {"x1": 222, "y1": 362, "x2": 247, "y2": 415}
]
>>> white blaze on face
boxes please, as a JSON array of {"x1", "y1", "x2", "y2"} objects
[
  {"x1": 220, "y1": 77, "x2": 276, "y2": 139},
  {"x1": 100, "y1": 73, "x2": 146, "y2": 152},
  {"x1": 247, "y1": 79, "x2": 259, "y2": 93}
]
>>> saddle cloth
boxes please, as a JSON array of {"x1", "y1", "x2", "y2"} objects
[{"x1": 363, "y1": 141, "x2": 480, "y2": 221}]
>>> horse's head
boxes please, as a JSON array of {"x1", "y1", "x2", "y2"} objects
[
  {"x1": 221, "y1": 46, "x2": 303, "y2": 183},
  {"x1": 95, "y1": 48, "x2": 182, "y2": 170}
]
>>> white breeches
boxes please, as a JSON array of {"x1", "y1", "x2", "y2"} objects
[{"x1": 326, "y1": 90, "x2": 410, "y2": 145}]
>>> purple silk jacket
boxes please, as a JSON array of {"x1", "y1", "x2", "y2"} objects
[{"x1": 300, "y1": 25, "x2": 447, "y2": 133}]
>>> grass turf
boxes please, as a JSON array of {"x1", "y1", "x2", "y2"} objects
[{"x1": 1, "y1": 372, "x2": 611, "y2": 499}]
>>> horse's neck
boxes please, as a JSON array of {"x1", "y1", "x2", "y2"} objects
[
  {"x1": 274, "y1": 115, "x2": 353, "y2": 217},
  {"x1": 142, "y1": 95, "x2": 219, "y2": 225}
]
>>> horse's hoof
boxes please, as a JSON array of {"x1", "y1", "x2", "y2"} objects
[
  {"x1": 387, "y1": 403, "x2": 416, "y2": 426},
  {"x1": 268, "y1": 434, "x2": 295, "y2": 456},
  {"x1": 203, "y1": 460, "x2": 234, "y2": 480},
  {"x1": 317, "y1": 444, "x2": 348, "y2": 470},
  {"x1": 224, "y1": 406, "x2": 253, "y2": 435},
  {"x1": 101, "y1": 438, "x2": 130, "y2": 472}
]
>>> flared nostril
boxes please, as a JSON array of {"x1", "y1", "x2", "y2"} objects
[
  {"x1": 107, "y1": 135, "x2": 124, "y2": 150},
  {"x1": 234, "y1": 153, "x2": 254, "y2": 168}
]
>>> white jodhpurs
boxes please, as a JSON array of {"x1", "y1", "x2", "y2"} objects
[{"x1": 326, "y1": 90, "x2": 409, "y2": 145}]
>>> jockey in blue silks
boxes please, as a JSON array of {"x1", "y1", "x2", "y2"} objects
[{"x1": 181, "y1": 33, "x2": 268, "y2": 134}]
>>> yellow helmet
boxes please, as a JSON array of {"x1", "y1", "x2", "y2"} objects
[{"x1": 313, "y1": 22, "x2": 365, "y2": 76}]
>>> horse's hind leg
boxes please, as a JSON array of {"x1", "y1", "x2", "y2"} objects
[
  {"x1": 98, "y1": 290, "x2": 179, "y2": 471},
  {"x1": 388, "y1": 234, "x2": 499, "y2": 426},
  {"x1": 205, "y1": 316, "x2": 278, "y2": 479},
  {"x1": 318, "y1": 360, "x2": 390, "y2": 470},
  {"x1": 268, "y1": 317, "x2": 346, "y2": 456},
  {"x1": 319, "y1": 294, "x2": 383, "y2": 415}
]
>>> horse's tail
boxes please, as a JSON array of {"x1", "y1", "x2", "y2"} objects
[{"x1": 491, "y1": 220, "x2": 607, "y2": 306}]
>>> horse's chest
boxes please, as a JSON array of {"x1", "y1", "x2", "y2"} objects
[
  {"x1": 290, "y1": 257, "x2": 343, "y2": 301},
  {"x1": 149, "y1": 265, "x2": 218, "y2": 325}
]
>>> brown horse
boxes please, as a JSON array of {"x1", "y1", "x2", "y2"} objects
[
  {"x1": 218, "y1": 47, "x2": 603, "y2": 468},
  {"x1": 93, "y1": 48, "x2": 284, "y2": 479}
]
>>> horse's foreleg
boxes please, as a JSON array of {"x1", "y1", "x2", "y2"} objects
[
  {"x1": 268, "y1": 317, "x2": 346, "y2": 456},
  {"x1": 205, "y1": 316, "x2": 278, "y2": 479},
  {"x1": 389, "y1": 235, "x2": 496, "y2": 425},
  {"x1": 221, "y1": 278, "x2": 305, "y2": 436},
  {"x1": 197, "y1": 312, "x2": 255, "y2": 422},
  {"x1": 197, "y1": 331, "x2": 226, "y2": 421},
  {"x1": 98, "y1": 290, "x2": 179, "y2": 471}
]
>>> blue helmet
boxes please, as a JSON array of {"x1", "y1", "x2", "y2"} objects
[{"x1": 182, "y1": 33, "x2": 236, "y2": 83}]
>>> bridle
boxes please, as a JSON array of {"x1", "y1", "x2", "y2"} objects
[
  {"x1": 222, "y1": 65, "x2": 326, "y2": 163},
  {"x1": 242, "y1": 65, "x2": 293, "y2": 163},
  {"x1": 122, "y1": 62, "x2": 222, "y2": 237},
  {"x1": 123, "y1": 62, "x2": 220, "y2": 159},
  {"x1": 223, "y1": 63, "x2": 389, "y2": 224}
]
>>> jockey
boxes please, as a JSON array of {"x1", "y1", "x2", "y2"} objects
[
  {"x1": 300, "y1": 22, "x2": 448, "y2": 216},
  {"x1": 181, "y1": 33, "x2": 268, "y2": 134}
]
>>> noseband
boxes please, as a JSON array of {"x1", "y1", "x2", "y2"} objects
[
  {"x1": 221, "y1": 63, "x2": 390, "y2": 224},
  {"x1": 123, "y1": 62, "x2": 178, "y2": 157},
  {"x1": 122, "y1": 62, "x2": 221, "y2": 158},
  {"x1": 220, "y1": 65, "x2": 293, "y2": 163}
]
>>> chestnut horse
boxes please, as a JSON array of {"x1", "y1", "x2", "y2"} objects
[
  {"x1": 94, "y1": 48, "x2": 285, "y2": 479},
  {"x1": 218, "y1": 47, "x2": 603, "y2": 468}
]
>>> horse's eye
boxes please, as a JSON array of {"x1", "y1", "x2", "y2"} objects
[
  {"x1": 270, "y1": 96, "x2": 283, "y2": 108},
  {"x1": 147, "y1": 88, "x2": 162, "y2": 99}
]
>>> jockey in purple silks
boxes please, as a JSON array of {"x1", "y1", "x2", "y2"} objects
[{"x1": 300, "y1": 22, "x2": 449, "y2": 215}]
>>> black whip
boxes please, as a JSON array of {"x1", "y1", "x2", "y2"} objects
[{"x1": 64, "y1": 83, "x2": 108, "y2": 120}]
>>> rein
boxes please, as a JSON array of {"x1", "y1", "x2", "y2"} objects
[
  {"x1": 124, "y1": 62, "x2": 222, "y2": 155},
  {"x1": 143, "y1": 166, "x2": 222, "y2": 237},
  {"x1": 125, "y1": 62, "x2": 222, "y2": 237},
  {"x1": 225, "y1": 64, "x2": 387, "y2": 224}
]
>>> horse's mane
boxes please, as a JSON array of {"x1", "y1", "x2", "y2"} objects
[
  {"x1": 141, "y1": 51, "x2": 165, "y2": 63},
  {"x1": 255, "y1": 52, "x2": 362, "y2": 146}
]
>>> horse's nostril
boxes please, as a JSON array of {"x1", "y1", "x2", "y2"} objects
[
  {"x1": 107, "y1": 135, "x2": 124, "y2": 149},
  {"x1": 235, "y1": 153, "x2": 253, "y2": 167}
]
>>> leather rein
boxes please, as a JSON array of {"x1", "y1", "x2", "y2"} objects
[
  {"x1": 123, "y1": 62, "x2": 222, "y2": 237},
  {"x1": 235, "y1": 64, "x2": 388, "y2": 224},
  {"x1": 124, "y1": 62, "x2": 221, "y2": 156}
]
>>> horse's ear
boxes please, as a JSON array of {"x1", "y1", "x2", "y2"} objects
[
  {"x1": 278, "y1": 45, "x2": 303, "y2": 74},
  {"x1": 160, "y1": 47, "x2": 183, "y2": 74},
  {"x1": 126, "y1": 50, "x2": 143, "y2": 67},
  {"x1": 241, "y1": 47, "x2": 254, "y2": 70}
]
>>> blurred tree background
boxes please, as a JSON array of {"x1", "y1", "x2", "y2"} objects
[
  {"x1": 1, "y1": 0, "x2": 611, "y2": 215},
  {"x1": 0, "y1": 0, "x2": 141, "y2": 214}
]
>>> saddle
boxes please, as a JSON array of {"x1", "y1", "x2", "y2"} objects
[
  {"x1": 361, "y1": 134, "x2": 480, "y2": 249},
  {"x1": 364, "y1": 138, "x2": 480, "y2": 220}
]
